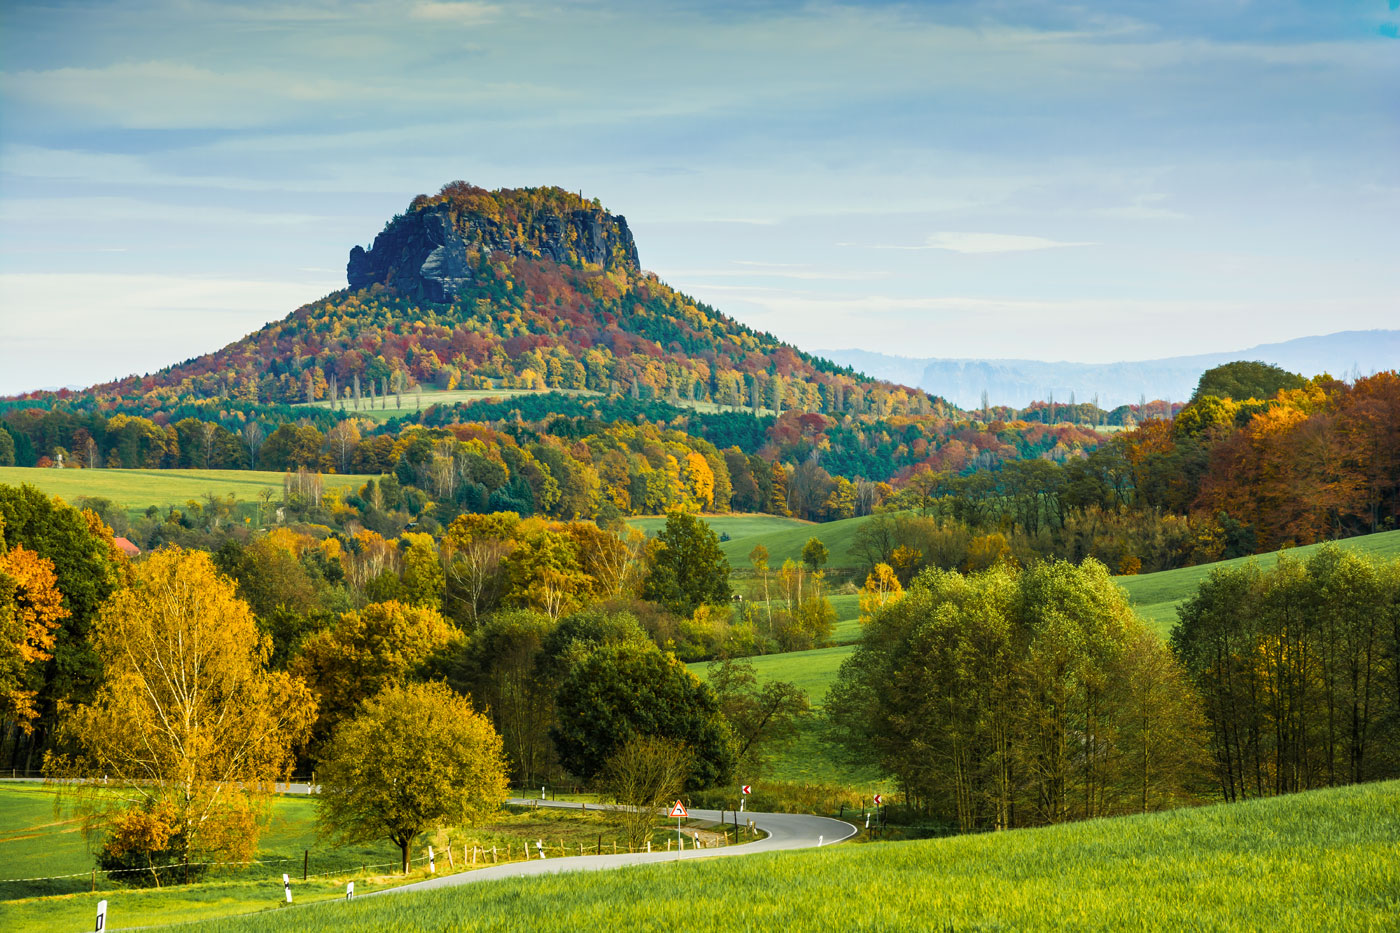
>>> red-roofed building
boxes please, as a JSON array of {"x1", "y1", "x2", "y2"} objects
[{"x1": 113, "y1": 537, "x2": 141, "y2": 558}]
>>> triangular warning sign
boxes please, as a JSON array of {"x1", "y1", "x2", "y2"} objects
[{"x1": 668, "y1": 800, "x2": 688, "y2": 818}]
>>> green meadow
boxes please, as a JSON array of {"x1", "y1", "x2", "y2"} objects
[
  {"x1": 201, "y1": 780, "x2": 1400, "y2": 932},
  {"x1": 720, "y1": 512, "x2": 883, "y2": 570},
  {"x1": 294, "y1": 386, "x2": 775, "y2": 422},
  {"x1": 1117, "y1": 528, "x2": 1400, "y2": 637},
  {"x1": 0, "y1": 467, "x2": 372, "y2": 520},
  {"x1": 689, "y1": 643, "x2": 865, "y2": 787},
  {"x1": 627, "y1": 512, "x2": 813, "y2": 540},
  {"x1": 0, "y1": 783, "x2": 718, "y2": 932},
  {"x1": 295, "y1": 387, "x2": 600, "y2": 421}
]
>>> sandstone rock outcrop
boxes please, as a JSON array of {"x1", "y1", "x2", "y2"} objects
[{"x1": 347, "y1": 189, "x2": 639, "y2": 301}]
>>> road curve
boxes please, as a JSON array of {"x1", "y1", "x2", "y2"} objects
[{"x1": 384, "y1": 799, "x2": 858, "y2": 895}]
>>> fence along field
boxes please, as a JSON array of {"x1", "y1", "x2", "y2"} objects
[{"x1": 206, "y1": 780, "x2": 1400, "y2": 933}]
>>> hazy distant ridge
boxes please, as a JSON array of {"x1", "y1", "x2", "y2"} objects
[{"x1": 822, "y1": 330, "x2": 1400, "y2": 408}]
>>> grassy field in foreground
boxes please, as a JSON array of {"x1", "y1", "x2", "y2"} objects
[
  {"x1": 0, "y1": 467, "x2": 372, "y2": 519},
  {"x1": 626, "y1": 512, "x2": 813, "y2": 540},
  {"x1": 1117, "y1": 528, "x2": 1400, "y2": 637},
  {"x1": 0, "y1": 784, "x2": 723, "y2": 932},
  {"x1": 205, "y1": 781, "x2": 1400, "y2": 932}
]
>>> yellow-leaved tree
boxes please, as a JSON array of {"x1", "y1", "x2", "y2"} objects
[
  {"x1": 317, "y1": 680, "x2": 508, "y2": 874},
  {"x1": 45, "y1": 547, "x2": 315, "y2": 885},
  {"x1": 0, "y1": 543, "x2": 69, "y2": 730},
  {"x1": 859, "y1": 563, "x2": 903, "y2": 623}
]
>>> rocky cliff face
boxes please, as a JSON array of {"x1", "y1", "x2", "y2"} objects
[{"x1": 347, "y1": 188, "x2": 640, "y2": 302}]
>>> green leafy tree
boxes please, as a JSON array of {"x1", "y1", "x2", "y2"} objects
[
  {"x1": 291, "y1": 601, "x2": 460, "y2": 753},
  {"x1": 642, "y1": 511, "x2": 731, "y2": 615},
  {"x1": 535, "y1": 607, "x2": 651, "y2": 689},
  {"x1": 0, "y1": 484, "x2": 122, "y2": 763},
  {"x1": 551, "y1": 642, "x2": 735, "y2": 789},
  {"x1": 1191, "y1": 361, "x2": 1306, "y2": 402},
  {"x1": 827, "y1": 559, "x2": 1209, "y2": 831},
  {"x1": 801, "y1": 537, "x2": 829, "y2": 572},
  {"x1": 317, "y1": 681, "x2": 508, "y2": 873},
  {"x1": 431, "y1": 608, "x2": 557, "y2": 785},
  {"x1": 258, "y1": 423, "x2": 324, "y2": 471},
  {"x1": 398, "y1": 532, "x2": 446, "y2": 610},
  {"x1": 706, "y1": 658, "x2": 810, "y2": 776},
  {"x1": 1173, "y1": 546, "x2": 1400, "y2": 798}
]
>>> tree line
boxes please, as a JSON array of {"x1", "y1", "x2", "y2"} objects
[{"x1": 1173, "y1": 546, "x2": 1400, "y2": 798}]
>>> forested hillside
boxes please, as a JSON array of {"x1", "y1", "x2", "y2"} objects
[{"x1": 36, "y1": 183, "x2": 927, "y2": 419}]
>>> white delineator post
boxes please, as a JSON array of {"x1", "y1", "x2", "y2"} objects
[
  {"x1": 282, "y1": 873, "x2": 292, "y2": 904},
  {"x1": 818, "y1": 835, "x2": 823, "y2": 847},
  {"x1": 428, "y1": 846, "x2": 436, "y2": 873},
  {"x1": 346, "y1": 881, "x2": 354, "y2": 900},
  {"x1": 95, "y1": 899, "x2": 108, "y2": 932},
  {"x1": 536, "y1": 840, "x2": 546, "y2": 859}
]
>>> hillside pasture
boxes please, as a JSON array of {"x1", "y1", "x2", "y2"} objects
[
  {"x1": 295, "y1": 386, "x2": 776, "y2": 422},
  {"x1": 1117, "y1": 528, "x2": 1400, "y2": 636},
  {"x1": 0, "y1": 467, "x2": 372, "y2": 520},
  {"x1": 626, "y1": 513, "x2": 812, "y2": 540},
  {"x1": 295, "y1": 387, "x2": 600, "y2": 421},
  {"x1": 689, "y1": 643, "x2": 865, "y2": 786},
  {"x1": 201, "y1": 780, "x2": 1400, "y2": 932},
  {"x1": 720, "y1": 512, "x2": 886, "y2": 571}
]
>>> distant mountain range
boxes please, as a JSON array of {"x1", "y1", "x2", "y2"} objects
[{"x1": 821, "y1": 331, "x2": 1400, "y2": 409}]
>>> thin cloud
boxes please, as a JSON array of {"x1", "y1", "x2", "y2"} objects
[
  {"x1": 852, "y1": 233, "x2": 1097, "y2": 253},
  {"x1": 409, "y1": 2, "x2": 503, "y2": 24}
]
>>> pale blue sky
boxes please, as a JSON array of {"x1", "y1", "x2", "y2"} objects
[{"x1": 1, "y1": 1, "x2": 1397, "y2": 394}]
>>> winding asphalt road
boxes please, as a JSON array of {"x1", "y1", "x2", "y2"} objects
[{"x1": 384, "y1": 798, "x2": 859, "y2": 895}]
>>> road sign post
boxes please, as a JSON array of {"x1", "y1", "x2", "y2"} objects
[{"x1": 668, "y1": 799, "x2": 688, "y2": 860}]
